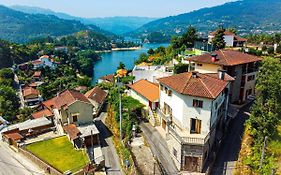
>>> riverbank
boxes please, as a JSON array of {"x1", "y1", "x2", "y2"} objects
[{"x1": 95, "y1": 46, "x2": 142, "y2": 53}]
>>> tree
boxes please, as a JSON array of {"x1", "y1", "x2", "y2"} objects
[
  {"x1": 276, "y1": 45, "x2": 281, "y2": 54},
  {"x1": 174, "y1": 63, "x2": 189, "y2": 74},
  {"x1": 181, "y1": 26, "x2": 198, "y2": 48},
  {"x1": 267, "y1": 46, "x2": 274, "y2": 54},
  {"x1": 18, "y1": 107, "x2": 33, "y2": 122},
  {"x1": 147, "y1": 48, "x2": 155, "y2": 55},
  {"x1": 227, "y1": 27, "x2": 237, "y2": 35},
  {"x1": 212, "y1": 27, "x2": 226, "y2": 50},
  {"x1": 117, "y1": 62, "x2": 126, "y2": 70}
]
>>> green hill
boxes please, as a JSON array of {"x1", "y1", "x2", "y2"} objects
[{"x1": 131, "y1": 0, "x2": 281, "y2": 41}]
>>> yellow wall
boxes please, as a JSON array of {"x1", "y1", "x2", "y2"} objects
[{"x1": 195, "y1": 63, "x2": 222, "y2": 73}]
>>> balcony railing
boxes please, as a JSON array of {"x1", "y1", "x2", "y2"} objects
[
  {"x1": 157, "y1": 108, "x2": 172, "y2": 122},
  {"x1": 168, "y1": 125, "x2": 210, "y2": 146}
]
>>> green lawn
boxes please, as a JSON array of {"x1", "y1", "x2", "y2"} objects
[{"x1": 26, "y1": 136, "x2": 89, "y2": 173}]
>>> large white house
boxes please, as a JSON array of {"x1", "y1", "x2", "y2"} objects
[
  {"x1": 157, "y1": 71, "x2": 234, "y2": 172},
  {"x1": 208, "y1": 30, "x2": 247, "y2": 47}
]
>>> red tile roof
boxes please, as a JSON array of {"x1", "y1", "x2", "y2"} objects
[
  {"x1": 43, "y1": 90, "x2": 91, "y2": 110},
  {"x1": 205, "y1": 73, "x2": 235, "y2": 82},
  {"x1": 158, "y1": 72, "x2": 229, "y2": 99},
  {"x1": 209, "y1": 30, "x2": 235, "y2": 36},
  {"x1": 4, "y1": 132, "x2": 23, "y2": 141},
  {"x1": 32, "y1": 109, "x2": 53, "y2": 119},
  {"x1": 85, "y1": 87, "x2": 107, "y2": 104},
  {"x1": 188, "y1": 50, "x2": 262, "y2": 66},
  {"x1": 129, "y1": 79, "x2": 159, "y2": 102},
  {"x1": 33, "y1": 71, "x2": 41, "y2": 77},
  {"x1": 23, "y1": 86, "x2": 40, "y2": 97},
  {"x1": 40, "y1": 55, "x2": 50, "y2": 59},
  {"x1": 99, "y1": 74, "x2": 114, "y2": 82},
  {"x1": 32, "y1": 60, "x2": 42, "y2": 65},
  {"x1": 63, "y1": 124, "x2": 81, "y2": 140}
]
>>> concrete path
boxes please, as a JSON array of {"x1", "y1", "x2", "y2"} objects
[
  {"x1": 95, "y1": 112, "x2": 123, "y2": 175},
  {"x1": 0, "y1": 141, "x2": 44, "y2": 175},
  {"x1": 140, "y1": 122, "x2": 179, "y2": 175},
  {"x1": 211, "y1": 103, "x2": 252, "y2": 175}
]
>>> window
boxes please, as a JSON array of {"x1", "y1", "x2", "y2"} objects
[
  {"x1": 247, "y1": 75, "x2": 255, "y2": 82},
  {"x1": 168, "y1": 90, "x2": 172, "y2": 96},
  {"x1": 160, "y1": 84, "x2": 164, "y2": 91},
  {"x1": 165, "y1": 87, "x2": 168, "y2": 94},
  {"x1": 197, "y1": 63, "x2": 203, "y2": 67},
  {"x1": 190, "y1": 118, "x2": 201, "y2": 134},
  {"x1": 73, "y1": 115, "x2": 78, "y2": 122},
  {"x1": 173, "y1": 148, "x2": 177, "y2": 157},
  {"x1": 193, "y1": 100, "x2": 203, "y2": 108}
]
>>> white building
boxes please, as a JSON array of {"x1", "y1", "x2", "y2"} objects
[
  {"x1": 128, "y1": 79, "x2": 159, "y2": 110},
  {"x1": 32, "y1": 55, "x2": 57, "y2": 69},
  {"x1": 208, "y1": 30, "x2": 247, "y2": 47},
  {"x1": 132, "y1": 65, "x2": 173, "y2": 83},
  {"x1": 157, "y1": 71, "x2": 233, "y2": 172}
]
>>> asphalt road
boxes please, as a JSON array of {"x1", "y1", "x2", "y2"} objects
[
  {"x1": 95, "y1": 112, "x2": 123, "y2": 175},
  {"x1": 140, "y1": 122, "x2": 179, "y2": 175},
  {"x1": 0, "y1": 141, "x2": 44, "y2": 175},
  {"x1": 211, "y1": 103, "x2": 252, "y2": 175}
]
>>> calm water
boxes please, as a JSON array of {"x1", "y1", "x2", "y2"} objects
[{"x1": 92, "y1": 43, "x2": 169, "y2": 84}]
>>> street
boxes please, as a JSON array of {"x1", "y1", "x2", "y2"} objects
[
  {"x1": 211, "y1": 103, "x2": 252, "y2": 175},
  {"x1": 140, "y1": 122, "x2": 179, "y2": 175},
  {"x1": 95, "y1": 112, "x2": 123, "y2": 175},
  {"x1": 0, "y1": 141, "x2": 44, "y2": 175}
]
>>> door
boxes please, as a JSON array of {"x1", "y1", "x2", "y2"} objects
[
  {"x1": 184, "y1": 156, "x2": 199, "y2": 172},
  {"x1": 162, "y1": 119, "x2": 167, "y2": 130}
]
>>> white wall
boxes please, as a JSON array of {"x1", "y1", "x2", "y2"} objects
[
  {"x1": 224, "y1": 35, "x2": 234, "y2": 47},
  {"x1": 194, "y1": 63, "x2": 222, "y2": 74},
  {"x1": 130, "y1": 90, "x2": 150, "y2": 108}
]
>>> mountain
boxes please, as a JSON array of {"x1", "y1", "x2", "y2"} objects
[
  {"x1": 11, "y1": 5, "x2": 157, "y2": 35},
  {"x1": 131, "y1": 0, "x2": 281, "y2": 41},
  {"x1": 0, "y1": 5, "x2": 109, "y2": 43}
]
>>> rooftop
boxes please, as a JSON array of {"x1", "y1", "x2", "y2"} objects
[
  {"x1": 78, "y1": 124, "x2": 99, "y2": 138},
  {"x1": 188, "y1": 50, "x2": 261, "y2": 66},
  {"x1": 33, "y1": 71, "x2": 41, "y2": 77},
  {"x1": 32, "y1": 109, "x2": 53, "y2": 119},
  {"x1": 158, "y1": 72, "x2": 229, "y2": 99},
  {"x1": 85, "y1": 87, "x2": 107, "y2": 104},
  {"x1": 129, "y1": 79, "x2": 159, "y2": 102},
  {"x1": 63, "y1": 124, "x2": 81, "y2": 140},
  {"x1": 23, "y1": 86, "x2": 40, "y2": 97},
  {"x1": 99, "y1": 74, "x2": 114, "y2": 82}
]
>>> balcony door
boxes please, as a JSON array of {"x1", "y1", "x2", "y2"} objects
[{"x1": 183, "y1": 156, "x2": 199, "y2": 172}]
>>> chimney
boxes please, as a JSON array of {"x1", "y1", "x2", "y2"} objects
[
  {"x1": 218, "y1": 69, "x2": 226, "y2": 80},
  {"x1": 211, "y1": 53, "x2": 218, "y2": 62},
  {"x1": 192, "y1": 71, "x2": 198, "y2": 78}
]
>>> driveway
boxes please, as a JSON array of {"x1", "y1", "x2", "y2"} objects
[
  {"x1": 140, "y1": 122, "x2": 179, "y2": 175},
  {"x1": 0, "y1": 141, "x2": 44, "y2": 175},
  {"x1": 95, "y1": 112, "x2": 123, "y2": 175},
  {"x1": 211, "y1": 103, "x2": 252, "y2": 175}
]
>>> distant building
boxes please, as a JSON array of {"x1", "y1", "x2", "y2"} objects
[
  {"x1": 54, "y1": 46, "x2": 68, "y2": 53},
  {"x1": 208, "y1": 30, "x2": 247, "y2": 47},
  {"x1": 188, "y1": 50, "x2": 262, "y2": 103},
  {"x1": 132, "y1": 65, "x2": 173, "y2": 83},
  {"x1": 31, "y1": 55, "x2": 57, "y2": 69},
  {"x1": 98, "y1": 74, "x2": 115, "y2": 84},
  {"x1": 157, "y1": 71, "x2": 233, "y2": 172},
  {"x1": 22, "y1": 86, "x2": 42, "y2": 108},
  {"x1": 32, "y1": 71, "x2": 42, "y2": 81}
]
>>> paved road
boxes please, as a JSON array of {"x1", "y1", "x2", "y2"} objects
[
  {"x1": 95, "y1": 112, "x2": 123, "y2": 175},
  {"x1": 140, "y1": 122, "x2": 179, "y2": 175},
  {"x1": 0, "y1": 141, "x2": 44, "y2": 175},
  {"x1": 211, "y1": 103, "x2": 252, "y2": 175}
]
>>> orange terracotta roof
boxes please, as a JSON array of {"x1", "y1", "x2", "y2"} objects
[
  {"x1": 129, "y1": 79, "x2": 159, "y2": 102},
  {"x1": 63, "y1": 124, "x2": 81, "y2": 140},
  {"x1": 40, "y1": 55, "x2": 50, "y2": 59},
  {"x1": 32, "y1": 109, "x2": 53, "y2": 119},
  {"x1": 209, "y1": 30, "x2": 235, "y2": 36},
  {"x1": 33, "y1": 71, "x2": 41, "y2": 77},
  {"x1": 158, "y1": 72, "x2": 229, "y2": 99},
  {"x1": 32, "y1": 60, "x2": 42, "y2": 65},
  {"x1": 29, "y1": 82, "x2": 37, "y2": 87},
  {"x1": 99, "y1": 74, "x2": 114, "y2": 82},
  {"x1": 188, "y1": 50, "x2": 261, "y2": 66},
  {"x1": 43, "y1": 90, "x2": 91, "y2": 110},
  {"x1": 4, "y1": 132, "x2": 23, "y2": 141},
  {"x1": 23, "y1": 86, "x2": 40, "y2": 97},
  {"x1": 85, "y1": 87, "x2": 107, "y2": 104},
  {"x1": 234, "y1": 35, "x2": 248, "y2": 42}
]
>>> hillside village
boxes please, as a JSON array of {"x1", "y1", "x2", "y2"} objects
[{"x1": 1, "y1": 24, "x2": 280, "y2": 175}]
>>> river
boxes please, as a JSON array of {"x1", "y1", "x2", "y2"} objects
[{"x1": 92, "y1": 43, "x2": 169, "y2": 84}]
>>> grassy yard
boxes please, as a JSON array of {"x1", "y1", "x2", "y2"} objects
[
  {"x1": 26, "y1": 136, "x2": 89, "y2": 173},
  {"x1": 268, "y1": 124, "x2": 281, "y2": 173}
]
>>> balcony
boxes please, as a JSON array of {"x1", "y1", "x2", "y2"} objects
[
  {"x1": 168, "y1": 124, "x2": 210, "y2": 146},
  {"x1": 157, "y1": 108, "x2": 172, "y2": 122}
]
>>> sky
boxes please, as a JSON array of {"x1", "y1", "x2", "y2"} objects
[{"x1": 0, "y1": 0, "x2": 233, "y2": 18}]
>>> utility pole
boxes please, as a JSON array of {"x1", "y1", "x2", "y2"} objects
[
  {"x1": 91, "y1": 130, "x2": 94, "y2": 163},
  {"x1": 117, "y1": 77, "x2": 122, "y2": 141},
  {"x1": 259, "y1": 136, "x2": 268, "y2": 169}
]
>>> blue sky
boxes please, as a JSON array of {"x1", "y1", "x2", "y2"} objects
[{"x1": 0, "y1": 0, "x2": 233, "y2": 18}]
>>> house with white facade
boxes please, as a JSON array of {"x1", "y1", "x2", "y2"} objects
[
  {"x1": 31, "y1": 55, "x2": 57, "y2": 69},
  {"x1": 157, "y1": 71, "x2": 234, "y2": 172},
  {"x1": 208, "y1": 30, "x2": 247, "y2": 47},
  {"x1": 188, "y1": 50, "x2": 262, "y2": 103},
  {"x1": 128, "y1": 79, "x2": 159, "y2": 110},
  {"x1": 132, "y1": 65, "x2": 173, "y2": 83}
]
